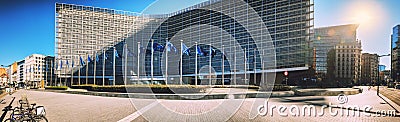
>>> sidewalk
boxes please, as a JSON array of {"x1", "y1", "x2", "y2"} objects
[
  {"x1": 375, "y1": 86, "x2": 400, "y2": 113},
  {"x1": 323, "y1": 86, "x2": 399, "y2": 115}
]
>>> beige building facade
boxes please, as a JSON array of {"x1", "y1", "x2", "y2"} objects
[
  {"x1": 333, "y1": 40, "x2": 362, "y2": 85},
  {"x1": 360, "y1": 53, "x2": 378, "y2": 85}
]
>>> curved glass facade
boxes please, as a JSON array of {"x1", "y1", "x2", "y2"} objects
[{"x1": 56, "y1": 0, "x2": 314, "y2": 85}]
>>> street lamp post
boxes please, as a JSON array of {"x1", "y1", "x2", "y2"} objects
[{"x1": 377, "y1": 54, "x2": 390, "y2": 96}]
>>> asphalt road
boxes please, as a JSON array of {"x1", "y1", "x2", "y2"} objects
[
  {"x1": 378, "y1": 86, "x2": 400, "y2": 107},
  {"x1": 0, "y1": 88, "x2": 399, "y2": 122}
]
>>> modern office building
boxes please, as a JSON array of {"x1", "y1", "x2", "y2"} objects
[
  {"x1": 55, "y1": 0, "x2": 314, "y2": 86},
  {"x1": 361, "y1": 53, "x2": 378, "y2": 85},
  {"x1": 44, "y1": 56, "x2": 56, "y2": 86},
  {"x1": 391, "y1": 24, "x2": 400, "y2": 82},
  {"x1": 312, "y1": 24, "x2": 359, "y2": 80},
  {"x1": 55, "y1": 3, "x2": 149, "y2": 85}
]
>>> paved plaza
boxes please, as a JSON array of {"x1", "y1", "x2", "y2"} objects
[{"x1": 0, "y1": 86, "x2": 399, "y2": 121}]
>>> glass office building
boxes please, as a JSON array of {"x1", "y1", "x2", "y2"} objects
[
  {"x1": 391, "y1": 25, "x2": 400, "y2": 82},
  {"x1": 55, "y1": 0, "x2": 314, "y2": 86},
  {"x1": 312, "y1": 24, "x2": 359, "y2": 79}
]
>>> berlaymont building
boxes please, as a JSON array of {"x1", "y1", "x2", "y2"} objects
[{"x1": 55, "y1": 0, "x2": 314, "y2": 86}]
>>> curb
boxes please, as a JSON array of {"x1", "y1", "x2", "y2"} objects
[
  {"x1": 32, "y1": 88, "x2": 362, "y2": 100},
  {"x1": 31, "y1": 89, "x2": 295, "y2": 100}
]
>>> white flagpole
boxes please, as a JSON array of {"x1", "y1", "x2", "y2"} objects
[
  {"x1": 137, "y1": 42, "x2": 140, "y2": 83},
  {"x1": 102, "y1": 49, "x2": 105, "y2": 86},
  {"x1": 50, "y1": 60, "x2": 53, "y2": 86},
  {"x1": 71, "y1": 58, "x2": 73, "y2": 86},
  {"x1": 165, "y1": 38, "x2": 168, "y2": 85},
  {"x1": 94, "y1": 51, "x2": 97, "y2": 85},
  {"x1": 180, "y1": 40, "x2": 183, "y2": 85},
  {"x1": 30, "y1": 65, "x2": 36, "y2": 86},
  {"x1": 78, "y1": 55, "x2": 81, "y2": 85},
  {"x1": 244, "y1": 48, "x2": 247, "y2": 85},
  {"x1": 151, "y1": 39, "x2": 154, "y2": 84},
  {"x1": 195, "y1": 42, "x2": 198, "y2": 86},
  {"x1": 113, "y1": 47, "x2": 116, "y2": 86},
  {"x1": 124, "y1": 42, "x2": 128, "y2": 85},
  {"x1": 262, "y1": 50, "x2": 264, "y2": 84},
  {"x1": 70, "y1": 47, "x2": 73, "y2": 86},
  {"x1": 60, "y1": 60, "x2": 62, "y2": 86},
  {"x1": 234, "y1": 48, "x2": 237, "y2": 85},
  {"x1": 86, "y1": 54, "x2": 89, "y2": 85},
  {"x1": 254, "y1": 50, "x2": 256, "y2": 85},
  {"x1": 41, "y1": 64, "x2": 43, "y2": 87},
  {"x1": 55, "y1": 59, "x2": 58, "y2": 86},
  {"x1": 64, "y1": 61, "x2": 67, "y2": 86},
  {"x1": 209, "y1": 44, "x2": 212, "y2": 86},
  {"x1": 45, "y1": 62, "x2": 48, "y2": 86},
  {"x1": 222, "y1": 45, "x2": 225, "y2": 86}
]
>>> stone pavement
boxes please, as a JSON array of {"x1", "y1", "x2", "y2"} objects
[
  {"x1": 131, "y1": 86, "x2": 400, "y2": 121},
  {"x1": 0, "y1": 89, "x2": 136, "y2": 122}
]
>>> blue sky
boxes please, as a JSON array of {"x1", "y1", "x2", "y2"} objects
[{"x1": 1, "y1": 0, "x2": 399, "y2": 69}]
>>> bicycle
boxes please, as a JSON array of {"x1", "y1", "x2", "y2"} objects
[
  {"x1": 3, "y1": 107, "x2": 27, "y2": 122},
  {"x1": 29, "y1": 103, "x2": 48, "y2": 122},
  {"x1": 4, "y1": 99, "x2": 48, "y2": 122}
]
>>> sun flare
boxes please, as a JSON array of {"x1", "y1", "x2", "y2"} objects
[
  {"x1": 351, "y1": 12, "x2": 372, "y2": 25},
  {"x1": 343, "y1": 0, "x2": 387, "y2": 29}
]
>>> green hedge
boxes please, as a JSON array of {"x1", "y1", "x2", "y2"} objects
[
  {"x1": 71, "y1": 85, "x2": 209, "y2": 94},
  {"x1": 45, "y1": 86, "x2": 69, "y2": 90},
  {"x1": 211, "y1": 85, "x2": 291, "y2": 91},
  {"x1": 70, "y1": 85, "x2": 94, "y2": 90},
  {"x1": 212, "y1": 85, "x2": 260, "y2": 89},
  {"x1": 258, "y1": 84, "x2": 292, "y2": 91},
  {"x1": 272, "y1": 84, "x2": 291, "y2": 91}
]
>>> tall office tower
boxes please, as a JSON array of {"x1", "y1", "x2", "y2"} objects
[
  {"x1": 55, "y1": 3, "x2": 151, "y2": 84},
  {"x1": 391, "y1": 24, "x2": 400, "y2": 82}
]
